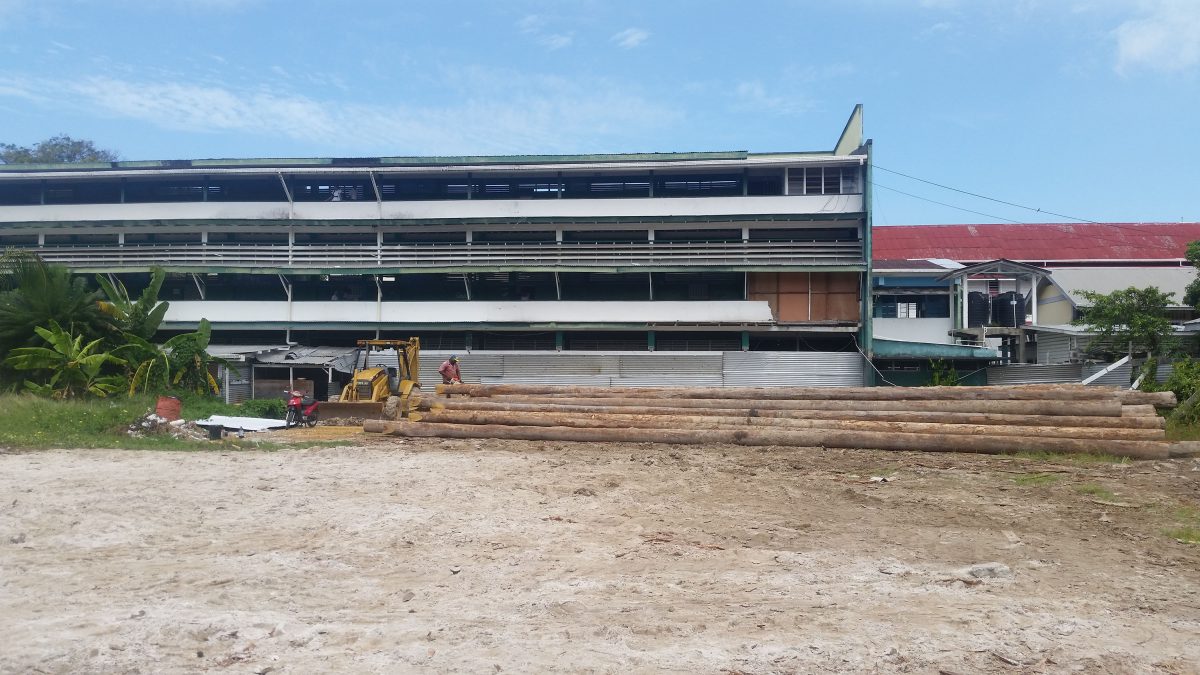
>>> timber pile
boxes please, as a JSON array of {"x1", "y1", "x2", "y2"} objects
[{"x1": 361, "y1": 383, "x2": 1200, "y2": 460}]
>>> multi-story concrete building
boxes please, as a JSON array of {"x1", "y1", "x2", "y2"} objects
[{"x1": 0, "y1": 107, "x2": 874, "y2": 391}]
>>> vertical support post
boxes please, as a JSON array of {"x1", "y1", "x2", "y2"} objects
[
  {"x1": 289, "y1": 366, "x2": 294, "y2": 391},
  {"x1": 648, "y1": 170, "x2": 654, "y2": 198},
  {"x1": 462, "y1": 274, "x2": 472, "y2": 300},
  {"x1": 1031, "y1": 274, "x2": 1039, "y2": 326},
  {"x1": 555, "y1": 331, "x2": 564, "y2": 351},
  {"x1": 648, "y1": 272, "x2": 654, "y2": 300},
  {"x1": 120, "y1": 178, "x2": 126, "y2": 204},
  {"x1": 118, "y1": 232, "x2": 125, "y2": 247},
  {"x1": 960, "y1": 278, "x2": 969, "y2": 332},
  {"x1": 783, "y1": 169, "x2": 790, "y2": 196},
  {"x1": 556, "y1": 171, "x2": 563, "y2": 199},
  {"x1": 465, "y1": 172, "x2": 472, "y2": 200},
  {"x1": 742, "y1": 168, "x2": 748, "y2": 196},
  {"x1": 554, "y1": 271, "x2": 562, "y2": 300},
  {"x1": 647, "y1": 331, "x2": 656, "y2": 352},
  {"x1": 741, "y1": 331, "x2": 750, "y2": 352},
  {"x1": 464, "y1": 332, "x2": 474, "y2": 352},
  {"x1": 377, "y1": 230, "x2": 383, "y2": 266},
  {"x1": 203, "y1": 176, "x2": 209, "y2": 202},
  {"x1": 39, "y1": 179, "x2": 46, "y2": 205},
  {"x1": 288, "y1": 228, "x2": 294, "y2": 266},
  {"x1": 37, "y1": 233, "x2": 45, "y2": 247}
]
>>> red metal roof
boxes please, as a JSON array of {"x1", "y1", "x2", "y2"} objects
[{"x1": 871, "y1": 222, "x2": 1200, "y2": 263}]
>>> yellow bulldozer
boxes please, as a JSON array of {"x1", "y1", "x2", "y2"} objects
[{"x1": 324, "y1": 338, "x2": 421, "y2": 419}]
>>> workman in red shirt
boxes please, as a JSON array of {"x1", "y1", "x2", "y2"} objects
[{"x1": 439, "y1": 355, "x2": 463, "y2": 384}]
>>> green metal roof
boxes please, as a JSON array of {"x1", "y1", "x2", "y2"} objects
[{"x1": 872, "y1": 338, "x2": 997, "y2": 360}]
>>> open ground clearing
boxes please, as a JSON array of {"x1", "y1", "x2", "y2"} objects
[{"x1": 2, "y1": 434, "x2": 1198, "y2": 673}]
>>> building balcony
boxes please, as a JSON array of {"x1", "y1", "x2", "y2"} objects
[
  {"x1": 31, "y1": 239, "x2": 866, "y2": 273},
  {"x1": 162, "y1": 300, "x2": 781, "y2": 328},
  {"x1": 0, "y1": 193, "x2": 864, "y2": 225}
]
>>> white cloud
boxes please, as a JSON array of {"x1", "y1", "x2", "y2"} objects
[
  {"x1": 516, "y1": 13, "x2": 573, "y2": 51},
  {"x1": 539, "y1": 33, "x2": 573, "y2": 50},
  {"x1": 0, "y1": 71, "x2": 680, "y2": 155},
  {"x1": 516, "y1": 14, "x2": 544, "y2": 34},
  {"x1": 1114, "y1": 0, "x2": 1200, "y2": 74},
  {"x1": 732, "y1": 80, "x2": 812, "y2": 116},
  {"x1": 612, "y1": 27, "x2": 649, "y2": 49}
]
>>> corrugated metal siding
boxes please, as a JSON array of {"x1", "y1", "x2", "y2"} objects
[
  {"x1": 376, "y1": 350, "x2": 864, "y2": 388},
  {"x1": 986, "y1": 363, "x2": 1083, "y2": 385},
  {"x1": 219, "y1": 364, "x2": 252, "y2": 404},
  {"x1": 1083, "y1": 361, "x2": 1133, "y2": 387},
  {"x1": 1035, "y1": 333, "x2": 1077, "y2": 365},
  {"x1": 723, "y1": 352, "x2": 864, "y2": 387}
]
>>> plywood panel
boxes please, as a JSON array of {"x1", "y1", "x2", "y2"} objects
[
  {"x1": 828, "y1": 272, "x2": 860, "y2": 292},
  {"x1": 747, "y1": 272, "x2": 778, "y2": 294},
  {"x1": 778, "y1": 293, "x2": 810, "y2": 322},
  {"x1": 825, "y1": 292, "x2": 860, "y2": 321},
  {"x1": 778, "y1": 272, "x2": 810, "y2": 293}
]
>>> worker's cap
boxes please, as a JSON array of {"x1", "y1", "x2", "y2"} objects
[{"x1": 449, "y1": 355, "x2": 459, "y2": 362}]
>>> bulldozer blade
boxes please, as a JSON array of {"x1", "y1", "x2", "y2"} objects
[{"x1": 319, "y1": 401, "x2": 386, "y2": 420}]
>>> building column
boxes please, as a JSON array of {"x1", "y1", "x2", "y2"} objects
[
  {"x1": 741, "y1": 331, "x2": 750, "y2": 352},
  {"x1": 555, "y1": 331, "x2": 564, "y2": 352},
  {"x1": 647, "y1": 331, "x2": 655, "y2": 352}
]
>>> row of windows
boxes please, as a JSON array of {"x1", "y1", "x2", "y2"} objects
[
  {"x1": 0, "y1": 167, "x2": 861, "y2": 206},
  {"x1": 873, "y1": 294, "x2": 951, "y2": 319}
]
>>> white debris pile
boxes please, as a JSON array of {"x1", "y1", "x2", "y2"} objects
[{"x1": 126, "y1": 413, "x2": 209, "y2": 441}]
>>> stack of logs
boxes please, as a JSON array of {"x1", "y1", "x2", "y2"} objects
[{"x1": 361, "y1": 383, "x2": 1199, "y2": 460}]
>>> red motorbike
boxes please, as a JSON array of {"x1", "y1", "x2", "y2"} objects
[{"x1": 285, "y1": 390, "x2": 319, "y2": 428}]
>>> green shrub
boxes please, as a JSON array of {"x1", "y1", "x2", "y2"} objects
[{"x1": 239, "y1": 398, "x2": 286, "y2": 419}]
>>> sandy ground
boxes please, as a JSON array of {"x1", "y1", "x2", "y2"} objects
[{"x1": 2, "y1": 433, "x2": 1199, "y2": 674}]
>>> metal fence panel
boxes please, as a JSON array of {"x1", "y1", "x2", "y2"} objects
[
  {"x1": 986, "y1": 363, "x2": 1083, "y2": 385},
  {"x1": 722, "y1": 352, "x2": 864, "y2": 387}
]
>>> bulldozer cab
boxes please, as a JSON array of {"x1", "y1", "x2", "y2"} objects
[{"x1": 334, "y1": 338, "x2": 421, "y2": 418}]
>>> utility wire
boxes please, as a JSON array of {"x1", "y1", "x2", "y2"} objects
[
  {"x1": 871, "y1": 181, "x2": 1023, "y2": 224},
  {"x1": 874, "y1": 164, "x2": 1100, "y2": 224},
  {"x1": 872, "y1": 165, "x2": 1193, "y2": 256}
]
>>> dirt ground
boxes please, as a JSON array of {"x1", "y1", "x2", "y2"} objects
[{"x1": 2, "y1": 431, "x2": 1199, "y2": 674}]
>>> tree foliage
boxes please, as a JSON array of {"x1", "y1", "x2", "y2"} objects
[
  {"x1": 96, "y1": 268, "x2": 170, "y2": 340},
  {"x1": 0, "y1": 135, "x2": 118, "y2": 164},
  {"x1": 1073, "y1": 286, "x2": 1175, "y2": 358},
  {"x1": 1184, "y1": 241, "x2": 1200, "y2": 308},
  {"x1": 5, "y1": 321, "x2": 126, "y2": 398},
  {"x1": 0, "y1": 250, "x2": 112, "y2": 355},
  {"x1": 123, "y1": 319, "x2": 231, "y2": 396}
]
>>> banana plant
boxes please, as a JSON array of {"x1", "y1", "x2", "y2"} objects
[
  {"x1": 5, "y1": 321, "x2": 126, "y2": 398},
  {"x1": 122, "y1": 319, "x2": 233, "y2": 395},
  {"x1": 95, "y1": 267, "x2": 170, "y2": 340}
]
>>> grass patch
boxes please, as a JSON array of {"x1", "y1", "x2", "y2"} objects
[
  {"x1": 1162, "y1": 505, "x2": 1200, "y2": 545},
  {"x1": 1009, "y1": 450, "x2": 1131, "y2": 465},
  {"x1": 1012, "y1": 472, "x2": 1061, "y2": 486},
  {"x1": 1073, "y1": 483, "x2": 1118, "y2": 501},
  {"x1": 1164, "y1": 419, "x2": 1200, "y2": 442},
  {"x1": 1164, "y1": 526, "x2": 1200, "y2": 544},
  {"x1": 0, "y1": 393, "x2": 284, "y2": 450}
]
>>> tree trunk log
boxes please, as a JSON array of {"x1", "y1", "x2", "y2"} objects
[
  {"x1": 424, "y1": 399, "x2": 1166, "y2": 429},
  {"x1": 368, "y1": 421, "x2": 1171, "y2": 460},
  {"x1": 437, "y1": 383, "x2": 1123, "y2": 402},
  {"x1": 464, "y1": 395, "x2": 1123, "y2": 417},
  {"x1": 409, "y1": 409, "x2": 1164, "y2": 440},
  {"x1": 1121, "y1": 404, "x2": 1159, "y2": 417},
  {"x1": 1116, "y1": 390, "x2": 1177, "y2": 407}
]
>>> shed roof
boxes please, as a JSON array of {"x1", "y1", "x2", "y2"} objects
[{"x1": 872, "y1": 223, "x2": 1200, "y2": 263}]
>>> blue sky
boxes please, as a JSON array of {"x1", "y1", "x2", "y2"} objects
[{"x1": 1, "y1": 0, "x2": 1197, "y2": 226}]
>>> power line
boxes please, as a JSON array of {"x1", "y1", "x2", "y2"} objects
[
  {"x1": 871, "y1": 165, "x2": 1196, "y2": 256},
  {"x1": 871, "y1": 181, "x2": 1023, "y2": 224},
  {"x1": 873, "y1": 164, "x2": 1100, "y2": 224}
]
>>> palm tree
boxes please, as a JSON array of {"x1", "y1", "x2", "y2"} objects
[{"x1": 0, "y1": 250, "x2": 114, "y2": 354}]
